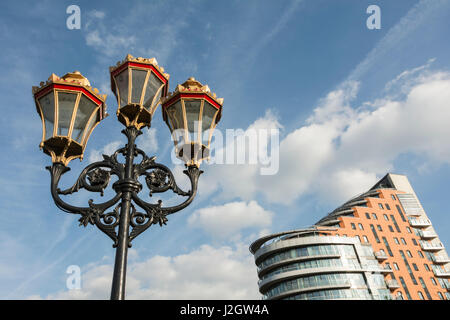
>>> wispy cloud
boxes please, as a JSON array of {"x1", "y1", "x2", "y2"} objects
[{"x1": 346, "y1": 0, "x2": 449, "y2": 83}]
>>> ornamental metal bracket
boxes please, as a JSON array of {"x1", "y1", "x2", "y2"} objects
[{"x1": 47, "y1": 127, "x2": 202, "y2": 248}]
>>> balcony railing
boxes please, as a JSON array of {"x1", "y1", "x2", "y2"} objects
[
  {"x1": 386, "y1": 279, "x2": 400, "y2": 290},
  {"x1": 431, "y1": 255, "x2": 450, "y2": 264},
  {"x1": 420, "y1": 242, "x2": 445, "y2": 251},
  {"x1": 417, "y1": 230, "x2": 438, "y2": 239},
  {"x1": 433, "y1": 269, "x2": 450, "y2": 278},
  {"x1": 409, "y1": 219, "x2": 431, "y2": 228},
  {"x1": 375, "y1": 251, "x2": 388, "y2": 261}
]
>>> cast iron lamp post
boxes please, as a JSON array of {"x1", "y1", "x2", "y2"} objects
[{"x1": 32, "y1": 54, "x2": 224, "y2": 300}]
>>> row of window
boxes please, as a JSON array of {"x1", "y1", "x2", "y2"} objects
[
  {"x1": 258, "y1": 244, "x2": 354, "y2": 270},
  {"x1": 261, "y1": 258, "x2": 346, "y2": 280},
  {"x1": 263, "y1": 273, "x2": 366, "y2": 299},
  {"x1": 283, "y1": 288, "x2": 377, "y2": 300},
  {"x1": 350, "y1": 222, "x2": 414, "y2": 236},
  {"x1": 385, "y1": 261, "x2": 432, "y2": 273}
]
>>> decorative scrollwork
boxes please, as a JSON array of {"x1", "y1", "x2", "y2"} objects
[
  {"x1": 96, "y1": 203, "x2": 121, "y2": 247},
  {"x1": 129, "y1": 203, "x2": 154, "y2": 244},
  {"x1": 47, "y1": 126, "x2": 202, "y2": 247}
]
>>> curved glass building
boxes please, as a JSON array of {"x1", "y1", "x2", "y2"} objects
[
  {"x1": 250, "y1": 173, "x2": 450, "y2": 300},
  {"x1": 250, "y1": 228, "x2": 392, "y2": 300}
]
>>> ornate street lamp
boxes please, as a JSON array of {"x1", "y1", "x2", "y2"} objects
[{"x1": 32, "y1": 54, "x2": 224, "y2": 300}]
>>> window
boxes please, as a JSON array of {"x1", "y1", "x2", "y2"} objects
[
  {"x1": 412, "y1": 263, "x2": 419, "y2": 271},
  {"x1": 418, "y1": 291, "x2": 425, "y2": 300},
  {"x1": 418, "y1": 251, "x2": 424, "y2": 258},
  {"x1": 356, "y1": 235, "x2": 361, "y2": 242},
  {"x1": 377, "y1": 225, "x2": 382, "y2": 231},
  {"x1": 358, "y1": 223, "x2": 364, "y2": 230},
  {"x1": 396, "y1": 205, "x2": 407, "y2": 222},
  {"x1": 383, "y1": 214, "x2": 389, "y2": 221},
  {"x1": 351, "y1": 223, "x2": 356, "y2": 230},
  {"x1": 406, "y1": 250, "x2": 412, "y2": 258},
  {"x1": 419, "y1": 277, "x2": 432, "y2": 300},
  {"x1": 412, "y1": 238, "x2": 418, "y2": 246},
  {"x1": 388, "y1": 225, "x2": 394, "y2": 232},
  {"x1": 424, "y1": 264, "x2": 430, "y2": 271},
  {"x1": 394, "y1": 237, "x2": 400, "y2": 244},
  {"x1": 372, "y1": 213, "x2": 378, "y2": 220},
  {"x1": 382, "y1": 237, "x2": 393, "y2": 257},
  {"x1": 399, "y1": 250, "x2": 418, "y2": 285},
  {"x1": 399, "y1": 277, "x2": 412, "y2": 300},
  {"x1": 390, "y1": 215, "x2": 401, "y2": 232},
  {"x1": 438, "y1": 292, "x2": 444, "y2": 300},
  {"x1": 385, "y1": 203, "x2": 390, "y2": 210},
  {"x1": 378, "y1": 203, "x2": 384, "y2": 209},
  {"x1": 431, "y1": 278, "x2": 437, "y2": 285},
  {"x1": 365, "y1": 212, "x2": 371, "y2": 219},
  {"x1": 370, "y1": 224, "x2": 380, "y2": 243},
  {"x1": 401, "y1": 238, "x2": 407, "y2": 245},
  {"x1": 406, "y1": 227, "x2": 412, "y2": 233},
  {"x1": 363, "y1": 236, "x2": 369, "y2": 243},
  {"x1": 391, "y1": 194, "x2": 396, "y2": 201},
  {"x1": 394, "y1": 263, "x2": 399, "y2": 270}
]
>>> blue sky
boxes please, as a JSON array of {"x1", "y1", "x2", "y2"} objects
[{"x1": 1, "y1": 0, "x2": 450, "y2": 299}]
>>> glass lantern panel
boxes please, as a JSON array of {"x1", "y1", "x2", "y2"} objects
[
  {"x1": 166, "y1": 101, "x2": 185, "y2": 146},
  {"x1": 38, "y1": 92, "x2": 55, "y2": 140},
  {"x1": 143, "y1": 72, "x2": 163, "y2": 111},
  {"x1": 184, "y1": 99, "x2": 201, "y2": 143},
  {"x1": 57, "y1": 92, "x2": 77, "y2": 136},
  {"x1": 81, "y1": 110, "x2": 98, "y2": 145},
  {"x1": 201, "y1": 101, "x2": 218, "y2": 146},
  {"x1": 115, "y1": 68, "x2": 129, "y2": 107},
  {"x1": 131, "y1": 69, "x2": 148, "y2": 104},
  {"x1": 72, "y1": 95, "x2": 98, "y2": 143}
]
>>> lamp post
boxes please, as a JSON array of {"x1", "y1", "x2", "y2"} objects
[{"x1": 32, "y1": 54, "x2": 224, "y2": 300}]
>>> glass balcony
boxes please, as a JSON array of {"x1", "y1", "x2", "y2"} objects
[
  {"x1": 386, "y1": 279, "x2": 400, "y2": 290},
  {"x1": 374, "y1": 251, "x2": 388, "y2": 261},
  {"x1": 418, "y1": 230, "x2": 438, "y2": 239},
  {"x1": 431, "y1": 255, "x2": 450, "y2": 264},
  {"x1": 409, "y1": 219, "x2": 432, "y2": 228},
  {"x1": 420, "y1": 241, "x2": 445, "y2": 251}
]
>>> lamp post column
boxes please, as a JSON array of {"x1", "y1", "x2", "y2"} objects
[{"x1": 110, "y1": 127, "x2": 141, "y2": 300}]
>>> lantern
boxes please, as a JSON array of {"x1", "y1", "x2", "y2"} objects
[
  {"x1": 110, "y1": 54, "x2": 170, "y2": 129},
  {"x1": 32, "y1": 71, "x2": 107, "y2": 166},
  {"x1": 161, "y1": 77, "x2": 223, "y2": 167}
]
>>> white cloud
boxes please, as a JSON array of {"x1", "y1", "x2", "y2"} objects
[
  {"x1": 138, "y1": 128, "x2": 158, "y2": 155},
  {"x1": 200, "y1": 65, "x2": 450, "y2": 206},
  {"x1": 31, "y1": 242, "x2": 260, "y2": 300},
  {"x1": 88, "y1": 140, "x2": 123, "y2": 163},
  {"x1": 188, "y1": 201, "x2": 273, "y2": 238}
]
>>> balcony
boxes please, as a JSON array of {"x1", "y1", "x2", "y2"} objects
[
  {"x1": 432, "y1": 255, "x2": 450, "y2": 264},
  {"x1": 420, "y1": 242, "x2": 445, "y2": 251},
  {"x1": 375, "y1": 251, "x2": 388, "y2": 261},
  {"x1": 386, "y1": 279, "x2": 400, "y2": 290},
  {"x1": 433, "y1": 269, "x2": 450, "y2": 278},
  {"x1": 418, "y1": 230, "x2": 438, "y2": 239},
  {"x1": 409, "y1": 219, "x2": 431, "y2": 228}
]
